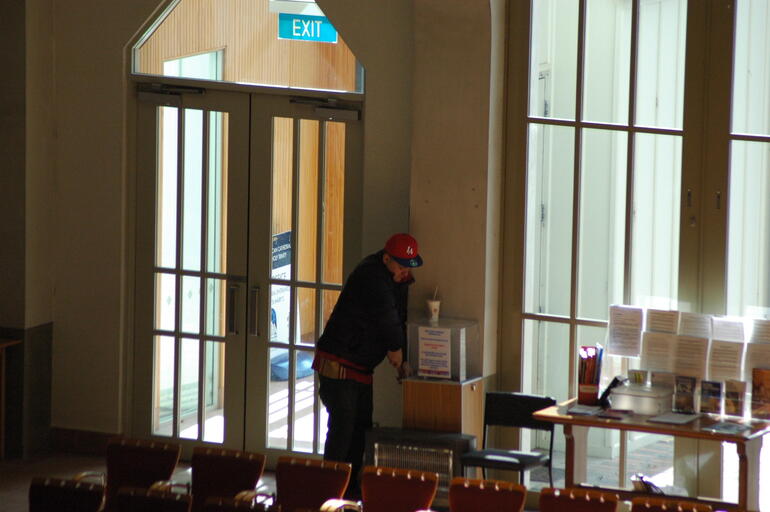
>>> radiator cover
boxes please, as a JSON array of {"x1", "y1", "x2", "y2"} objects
[{"x1": 364, "y1": 427, "x2": 476, "y2": 506}]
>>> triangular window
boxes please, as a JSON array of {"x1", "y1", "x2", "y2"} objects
[{"x1": 132, "y1": 0, "x2": 363, "y2": 93}]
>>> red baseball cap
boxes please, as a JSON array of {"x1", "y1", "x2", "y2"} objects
[{"x1": 384, "y1": 233, "x2": 423, "y2": 268}]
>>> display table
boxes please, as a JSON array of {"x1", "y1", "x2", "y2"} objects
[
  {"x1": 534, "y1": 399, "x2": 770, "y2": 512},
  {"x1": 0, "y1": 338, "x2": 22, "y2": 459}
]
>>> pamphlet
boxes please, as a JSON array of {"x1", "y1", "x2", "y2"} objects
[
  {"x1": 628, "y1": 369, "x2": 649, "y2": 386},
  {"x1": 678, "y1": 312, "x2": 712, "y2": 339},
  {"x1": 648, "y1": 411, "x2": 700, "y2": 425},
  {"x1": 751, "y1": 319, "x2": 770, "y2": 343},
  {"x1": 568, "y1": 404, "x2": 602, "y2": 416},
  {"x1": 712, "y1": 317, "x2": 746, "y2": 342},
  {"x1": 724, "y1": 379, "x2": 747, "y2": 417},
  {"x1": 708, "y1": 340, "x2": 744, "y2": 382},
  {"x1": 673, "y1": 336, "x2": 709, "y2": 378},
  {"x1": 702, "y1": 420, "x2": 751, "y2": 435},
  {"x1": 640, "y1": 332, "x2": 676, "y2": 373},
  {"x1": 744, "y1": 343, "x2": 770, "y2": 381},
  {"x1": 646, "y1": 309, "x2": 680, "y2": 334},
  {"x1": 417, "y1": 326, "x2": 451, "y2": 379},
  {"x1": 608, "y1": 305, "x2": 643, "y2": 357},
  {"x1": 651, "y1": 371, "x2": 676, "y2": 390},
  {"x1": 673, "y1": 375, "x2": 697, "y2": 414},
  {"x1": 751, "y1": 367, "x2": 770, "y2": 420},
  {"x1": 700, "y1": 380, "x2": 723, "y2": 415}
]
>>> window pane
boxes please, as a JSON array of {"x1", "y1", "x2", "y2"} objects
[
  {"x1": 298, "y1": 120, "x2": 319, "y2": 282},
  {"x1": 525, "y1": 124, "x2": 574, "y2": 317},
  {"x1": 157, "y1": 107, "x2": 178, "y2": 268},
  {"x1": 272, "y1": 117, "x2": 294, "y2": 280},
  {"x1": 523, "y1": 319, "x2": 570, "y2": 401},
  {"x1": 152, "y1": 335, "x2": 175, "y2": 436},
  {"x1": 181, "y1": 276, "x2": 201, "y2": 334},
  {"x1": 732, "y1": 0, "x2": 770, "y2": 136},
  {"x1": 630, "y1": 133, "x2": 681, "y2": 309},
  {"x1": 296, "y1": 287, "x2": 317, "y2": 346},
  {"x1": 207, "y1": 111, "x2": 228, "y2": 274},
  {"x1": 203, "y1": 341, "x2": 225, "y2": 444},
  {"x1": 155, "y1": 273, "x2": 176, "y2": 331},
  {"x1": 271, "y1": 284, "x2": 291, "y2": 343},
  {"x1": 133, "y1": 0, "x2": 362, "y2": 93},
  {"x1": 529, "y1": 0, "x2": 579, "y2": 120},
  {"x1": 635, "y1": 0, "x2": 687, "y2": 129},
  {"x1": 183, "y1": 108, "x2": 203, "y2": 271},
  {"x1": 179, "y1": 338, "x2": 200, "y2": 440},
  {"x1": 205, "y1": 278, "x2": 226, "y2": 337},
  {"x1": 322, "y1": 289, "x2": 340, "y2": 328},
  {"x1": 583, "y1": 0, "x2": 631, "y2": 125},
  {"x1": 268, "y1": 347, "x2": 290, "y2": 450},
  {"x1": 323, "y1": 121, "x2": 345, "y2": 285},
  {"x1": 727, "y1": 141, "x2": 770, "y2": 316},
  {"x1": 292, "y1": 350, "x2": 316, "y2": 453},
  {"x1": 578, "y1": 129, "x2": 627, "y2": 321}
]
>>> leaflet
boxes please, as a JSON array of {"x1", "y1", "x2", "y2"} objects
[
  {"x1": 608, "y1": 305, "x2": 643, "y2": 357},
  {"x1": 646, "y1": 309, "x2": 680, "y2": 334},
  {"x1": 678, "y1": 312, "x2": 712, "y2": 339},
  {"x1": 744, "y1": 343, "x2": 770, "y2": 382},
  {"x1": 640, "y1": 331, "x2": 676, "y2": 373},
  {"x1": 712, "y1": 317, "x2": 746, "y2": 343},
  {"x1": 673, "y1": 335, "x2": 709, "y2": 378},
  {"x1": 750, "y1": 319, "x2": 770, "y2": 344},
  {"x1": 708, "y1": 340, "x2": 744, "y2": 382}
]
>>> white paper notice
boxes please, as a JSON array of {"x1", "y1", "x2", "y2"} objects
[
  {"x1": 678, "y1": 312, "x2": 712, "y2": 339},
  {"x1": 751, "y1": 319, "x2": 770, "y2": 344},
  {"x1": 640, "y1": 332, "x2": 676, "y2": 372},
  {"x1": 744, "y1": 343, "x2": 770, "y2": 381},
  {"x1": 608, "y1": 305, "x2": 643, "y2": 357},
  {"x1": 708, "y1": 340, "x2": 744, "y2": 382},
  {"x1": 712, "y1": 317, "x2": 746, "y2": 342},
  {"x1": 674, "y1": 335, "x2": 709, "y2": 378},
  {"x1": 646, "y1": 309, "x2": 680, "y2": 334},
  {"x1": 417, "y1": 326, "x2": 451, "y2": 379}
]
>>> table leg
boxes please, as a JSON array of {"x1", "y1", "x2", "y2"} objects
[
  {"x1": 737, "y1": 438, "x2": 761, "y2": 512},
  {"x1": 564, "y1": 424, "x2": 588, "y2": 486}
]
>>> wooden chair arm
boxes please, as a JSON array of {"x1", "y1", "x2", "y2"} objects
[
  {"x1": 73, "y1": 471, "x2": 106, "y2": 486},
  {"x1": 319, "y1": 498, "x2": 362, "y2": 511},
  {"x1": 149, "y1": 479, "x2": 190, "y2": 494}
]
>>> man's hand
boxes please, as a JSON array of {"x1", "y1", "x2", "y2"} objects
[{"x1": 386, "y1": 348, "x2": 403, "y2": 368}]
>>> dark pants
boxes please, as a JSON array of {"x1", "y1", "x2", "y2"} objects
[{"x1": 318, "y1": 375, "x2": 373, "y2": 492}]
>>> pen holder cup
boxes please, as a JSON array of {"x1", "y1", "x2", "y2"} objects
[{"x1": 578, "y1": 384, "x2": 600, "y2": 406}]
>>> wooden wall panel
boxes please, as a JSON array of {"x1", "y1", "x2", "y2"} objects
[{"x1": 136, "y1": 0, "x2": 357, "y2": 92}]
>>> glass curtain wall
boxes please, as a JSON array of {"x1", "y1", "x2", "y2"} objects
[{"x1": 523, "y1": 0, "x2": 686, "y2": 489}]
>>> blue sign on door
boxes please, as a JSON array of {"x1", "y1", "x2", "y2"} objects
[{"x1": 278, "y1": 13, "x2": 338, "y2": 43}]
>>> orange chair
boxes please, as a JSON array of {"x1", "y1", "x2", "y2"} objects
[
  {"x1": 274, "y1": 456, "x2": 352, "y2": 512},
  {"x1": 190, "y1": 447, "x2": 266, "y2": 512},
  {"x1": 114, "y1": 487, "x2": 192, "y2": 512},
  {"x1": 99, "y1": 437, "x2": 181, "y2": 511},
  {"x1": 29, "y1": 477, "x2": 105, "y2": 512},
  {"x1": 539, "y1": 487, "x2": 619, "y2": 512},
  {"x1": 448, "y1": 477, "x2": 527, "y2": 512},
  {"x1": 203, "y1": 495, "x2": 279, "y2": 511},
  {"x1": 360, "y1": 466, "x2": 439, "y2": 512},
  {"x1": 631, "y1": 497, "x2": 713, "y2": 512}
]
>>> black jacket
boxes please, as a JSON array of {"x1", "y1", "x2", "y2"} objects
[{"x1": 316, "y1": 250, "x2": 411, "y2": 372}]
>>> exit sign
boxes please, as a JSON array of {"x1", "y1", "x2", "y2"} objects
[{"x1": 278, "y1": 13, "x2": 338, "y2": 43}]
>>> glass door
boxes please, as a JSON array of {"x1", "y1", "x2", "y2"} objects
[
  {"x1": 245, "y1": 94, "x2": 362, "y2": 465},
  {"x1": 134, "y1": 88, "x2": 250, "y2": 453},
  {"x1": 134, "y1": 86, "x2": 362, "y2": 462}
]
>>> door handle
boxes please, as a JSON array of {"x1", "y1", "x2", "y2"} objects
[
  {"x1": 227, "y1": 284, "x2": 239, "y2": 335},
  {"x1": 249, "y1": 287, "x2": 260, "y2": 337}
]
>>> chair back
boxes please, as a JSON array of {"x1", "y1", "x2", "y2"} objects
[
  {"x1": 114, "y1": 487, "x2": 192, "y2": 512},
  {"x1": 448, "y1": 477, "x2": 526, "y2": 512},
  {"x1": 360, "y1": 466, "x2": 439, "y2": 512},
  {"x1": 203, "y1": 496, "x2": 279, "y2": 511},
  {"x1": 29, "y1": 477, "x2": 105, "y2": 512},
  {"x1": 631, "y1": 497, "x2": 713, "y2": 512},
  {"x1": 191, "y1": 447, "x2": 266, "y2": 512},
  {"x1": 539, "y1": 487, "x2": 619, "y2": 512},
  {"x1": 483, "y1": 392, "x2": 556, "y2": 432},
  {"x1": 104, "y1": 437, "x2": 181, "y2": 509},
  {"x1": 275, "y1": 456, "x2": 351, "y2": 512}
]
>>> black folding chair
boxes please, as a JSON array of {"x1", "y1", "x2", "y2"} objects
[{"x1": 460, "y1": 392, "x2": 556, "y2": 487}]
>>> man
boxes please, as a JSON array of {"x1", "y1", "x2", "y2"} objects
[{"x1": 312, "y1": 233, "x2": 423, "y2": 498}]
